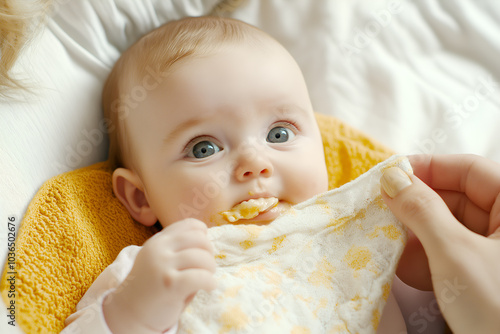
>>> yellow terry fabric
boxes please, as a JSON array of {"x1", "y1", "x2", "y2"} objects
[
  {"x1": 1, "y1": 113, "x2": 393, "y2": 333},
  {"x1": 315, "y1": 113, "x2": 393, "y2": 189}
]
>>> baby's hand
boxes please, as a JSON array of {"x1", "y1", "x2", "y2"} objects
[{"x1": 103, "y1": 219, "x2": 216, "y2": 334}]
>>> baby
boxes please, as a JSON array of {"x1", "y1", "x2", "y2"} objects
[{"x1": 64, "y1": 16, "x2": 406, "y2": 333}]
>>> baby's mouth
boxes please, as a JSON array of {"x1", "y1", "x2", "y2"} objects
[{"x1": 220, "y1": 197, "x2": 279, "y2": 223}]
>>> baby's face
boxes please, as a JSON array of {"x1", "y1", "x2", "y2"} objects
[{"x1": 126, "y1": 42, "x2": 329, "y2": 228}]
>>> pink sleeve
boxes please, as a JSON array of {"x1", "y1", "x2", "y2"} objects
[
  {"x1": 62, "y1": 289, "x2": 116, "y2": 334},
  {"x1": 62, "y1": 246, "x2": 141, "y2": 333},
  {"x1": 63, "y1": 287, "x2": 178, "y2": 334}
]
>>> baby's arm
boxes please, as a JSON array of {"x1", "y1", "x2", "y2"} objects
[
  {"x1": 63, "y1": 219, "x2": 216, "y2": 334},
  {"x1": 103, "y1": 219, "x2": 216, "y2": 333}
]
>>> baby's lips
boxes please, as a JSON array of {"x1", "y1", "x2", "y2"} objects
[{"x1": 220, "y1": 197, "x2": 279, "y2": 223}]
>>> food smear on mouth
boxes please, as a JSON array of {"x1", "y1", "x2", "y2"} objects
[{"x1": 221, "y1": 197, "x2": 279, "y2": 223}]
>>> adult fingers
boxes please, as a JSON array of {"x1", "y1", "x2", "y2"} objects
[
  {"x1": 396, "y1": 230, "x2": 432, "y2": 290},
  {"x1": 381, "y1": 167, "x2": 470, "y2": 254},
  {"x1": 408, "y1": 154, "x2": 500, "y2": 213},
  {"x1": 436, "y1": 190, "x2": 490, "y2": 235},
  {"x1": 410, "y1": 154, "x2": 500, "y2": 235}
]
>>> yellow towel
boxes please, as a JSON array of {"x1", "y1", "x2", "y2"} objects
[{"x1": 1, "y1": 113, "x2": 393, "y2": 333}]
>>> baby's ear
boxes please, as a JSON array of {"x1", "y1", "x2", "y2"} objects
[{"x1": 112, "y1": 168, "x2": 158, "y2": 226}]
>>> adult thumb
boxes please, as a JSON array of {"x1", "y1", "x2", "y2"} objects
[{"x1": 380, "y1": 167, "x2": 467, "y2": 254}]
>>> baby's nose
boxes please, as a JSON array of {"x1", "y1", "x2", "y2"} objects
[{"x1": 235, "y1": 155, "x2": 273, "y2": 182}]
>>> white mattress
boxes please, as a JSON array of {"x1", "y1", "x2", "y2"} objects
[{"x1": 1, "y1": 1, "x2": 499, "y2": 333}]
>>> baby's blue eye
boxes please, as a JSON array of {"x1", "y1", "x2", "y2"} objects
[
  {"x1": 190, "y1": 140, "x2": 221, "y2": 159},
  {"x1": 267, "y1": 126, "x2": 295, "y2": 143}
]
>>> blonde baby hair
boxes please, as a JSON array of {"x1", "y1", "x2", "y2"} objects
[{"x1": 102, "y1": 16, "x2": 280, "y2": 169}]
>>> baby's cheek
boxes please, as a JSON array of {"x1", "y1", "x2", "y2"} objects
[
  {"x1": 290, "y1": 141, "x2": 329, "y2": 200},
  {"x1": 173, "y1": 180, "x2": 229, "y2": 226},
  {"x1": 294, "y1": 156, "x2": 328, "y2": 196}
]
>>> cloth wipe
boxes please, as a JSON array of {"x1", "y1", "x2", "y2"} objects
[{"x1": 179, "y1": 155, "x2": 410, "y2": 333}]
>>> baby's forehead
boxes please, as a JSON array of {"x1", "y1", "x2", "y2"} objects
[
  {"x1": 127, "y1": 44, "x2": 287, "y2": 98},
  {"x1": 119, "y1": 32, "x2": 304, "y2": 126},
  {"x1": 130, "y1": 32, "x2": 284, "y2": 79}
]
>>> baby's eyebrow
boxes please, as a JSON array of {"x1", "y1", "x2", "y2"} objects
[
  {"x1": 163, "y1": 117, "x2": 206, "y2": 146},
  {"x1": 273, "y1": 104, "x2": 309, "y2": 118}
]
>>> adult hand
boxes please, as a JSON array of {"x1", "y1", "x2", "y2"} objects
[
  {"x1": 381, "y1": 154, "x2": 500, "y2": 334},
  {"x1": 103, "y1": 219, "x2": 216, "y2": 334}
]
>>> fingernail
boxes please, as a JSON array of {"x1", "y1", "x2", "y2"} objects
[{"x1": 381, "y1": 167, "x2": 413, "y2": 198}]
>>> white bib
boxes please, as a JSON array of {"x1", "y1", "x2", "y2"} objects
[{"x1": 180, "y1": 156, "x2": 410, "y2": 334}]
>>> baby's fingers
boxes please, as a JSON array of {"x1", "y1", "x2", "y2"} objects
[
  {"x1": 175, "y1": 248, "x2": 217, "y2": 273},
  {"x1": 168, "y1": 230, "x2": 215, "y2": 253},
  {"x1": 173, "y1": 269, "x2": 217, "y2": 296},
  {"x1": 163, "y1": 218, "x2": 209, "y2": 234},
  {"x1": 152, "y1": 221, "x2": 214, "y2": 253}
]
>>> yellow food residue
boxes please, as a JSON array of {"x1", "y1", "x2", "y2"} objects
[
  {"x1": 221, "y1": 197, "x2": 278, "y2": 223},
  {"x1": 344, "y1": 246, "x2": 371, "y2": 271}
]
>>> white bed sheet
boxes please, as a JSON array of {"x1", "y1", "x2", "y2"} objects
[{"x1": 1, "y1": 1, "x2": 499, "y2": 333}]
